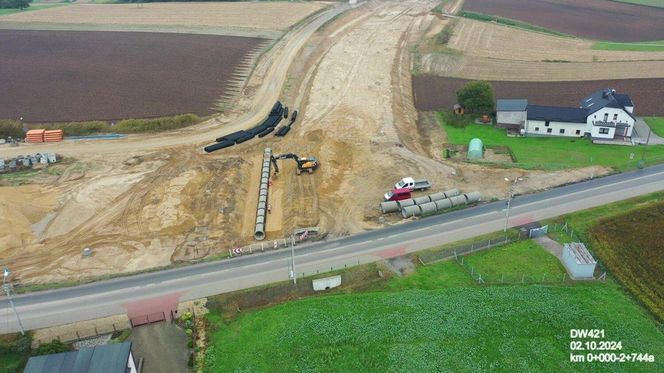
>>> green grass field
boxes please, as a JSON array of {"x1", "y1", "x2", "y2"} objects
[
  {"x1": 439, "y1": 115, "x2": 664, "y2": 170},
  {"x1": 593, "y1": 40, "x2": 664, "y2": 52},
  {"x1": 0, "y1": 4, "x2": 67, "y2": 17},
  {"x1": 645, "y1": 117, "x2": 664, "y2": 137},
  {"x1": 205, "y1": 237, "x2": 664, "y2": 372},
  {"x1": 463, "y1": 240, "x2": 567, "y2": 283},
  {"x1": 608, "y1": 0, "x2": 664, "y2": 8}
]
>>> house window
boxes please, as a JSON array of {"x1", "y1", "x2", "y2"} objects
[
  {"x1": 604, "y1": 113, "x2": 609, "y2": 122},
  {"x1": 559, "y1": 129, "x2": 565, "y2": 134},
  {"x1": 599, "y1": 128, "x2": 610, "y2": 134},
  {"x1": 534, "y1": 127, "x2": 540, "y2": 131},
  {"x1": 545, "y1": 121, "x2": 550, "y2": 127},
  {"x1": 576, "y1": 129, "x2": 581, "y2": 135},
  {"x1": 547, "y1": 128, "x2": 552, "y2": 133},
  {"x1": 613, "y1": 113, "x2": 618, "y2": 121}
]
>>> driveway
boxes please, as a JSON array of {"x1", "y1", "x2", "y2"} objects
[
  {"x1": 633, "y1": 117, "x2": 664, "y2": 145},
  {"x1": 127, "y1": 323, "x2": 189, "y2": 373}
]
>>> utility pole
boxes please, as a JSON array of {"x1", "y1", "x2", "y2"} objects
[
  {"x1": 290, "y1": 236, "x2": 296, "y2": 285},
  {"x1": 504, "y1": 177, "x2": 522, "y2": 232},
  {"x1": 3, "y1": 267, "x2": 25, "y2": 335},
  {"x1": 641, "y1": 126, "x2": 652, "y2": 166}
]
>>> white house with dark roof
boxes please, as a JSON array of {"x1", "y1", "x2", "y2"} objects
[{"x1": 496, "y1": 89, "x2": 635, "y2": 141}]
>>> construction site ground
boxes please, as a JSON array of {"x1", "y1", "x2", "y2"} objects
[{"x1": 0, "y1": 0, "x2": 616, "y2": 284}]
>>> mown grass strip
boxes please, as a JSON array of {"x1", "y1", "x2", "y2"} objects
[
  {"x1": 593, "y1": 40, "x2": 664, "y2": 52},
  {"x1": 644, "y1": 116, "x2": 664, "y2": 137},
  {"x1": 459, "y1": 11, "x2": 574, "y2": 38}
]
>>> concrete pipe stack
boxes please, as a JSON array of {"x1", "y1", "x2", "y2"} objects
[
  {"x1": 380, "y1": 201, "x2": 400, "y2": 214},
  {"x1": 449, "y1": 195, "x2": 467, "y2": 207},
  {"x1": 254, "y1": 148, "x2": 272, "y2": 241},
  {"x1": 443, "y1": 188, "x2": 460, "y2": 198},
  {"x1": 401, "y1": 205, "x2": 421, "y2": 218},
  {"x1": 464, "y1": 191, "x2": 481, "y2": 203}
]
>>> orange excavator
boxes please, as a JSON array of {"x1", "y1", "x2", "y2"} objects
[{"x1": 270, "y1": 153, "x2": 319, "y2": 175}]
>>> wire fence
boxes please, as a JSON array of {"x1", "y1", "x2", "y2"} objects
[{"x1": 418, "y1": 232, "x2": 523, "y2": 265}]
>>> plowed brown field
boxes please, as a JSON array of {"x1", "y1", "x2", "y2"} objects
[
  {"x1": 463, "y1": 0, "x2": 664, "y2": 42},
  {"x1": 413, "y1": 76, "x2": 664, "y2": 115},
  {"x1": 0, "y1": 30, "x2": 266, "y2": 122}
]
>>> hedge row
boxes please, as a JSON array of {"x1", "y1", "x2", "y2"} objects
[{"x1": 30, "y1": 114, "x2": 200, "y2": 137}]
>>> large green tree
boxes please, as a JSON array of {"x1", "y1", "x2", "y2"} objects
[
  {"x1": 456, "y1": 81, "x2": 495, "y2": 114},
  {"x1": 0, "y1": 0, "x2": 31, "y2": 10}
]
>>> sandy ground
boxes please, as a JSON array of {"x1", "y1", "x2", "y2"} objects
[
  {"x1": 0, "y1": 0, "x2": 613, "y2": 284},
  {"x1": 0, "y1": 2, "x2": 326, "y2": 33}
]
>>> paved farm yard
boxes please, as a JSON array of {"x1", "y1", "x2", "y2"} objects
[
  {"x1": 0, "y1": 30, "x2": 266, "y2": 122},
  {"x1": 463, "y1": 0, "x2": 664, "y2": 42},
  {"x1": 413, "y1": 76, "x2": 664, "y2": 116}
]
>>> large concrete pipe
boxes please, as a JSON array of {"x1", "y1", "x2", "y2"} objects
[
  {"x1": 428, "y1": 192, "x2": 446, "y2": 202},
  {"x1": 254, "y1": 223, "x2": 265, "y2": 240},
  {"x1": 380, "y1": 201, "x2": 400, "y2": 214},
  {"x1": 443, "y1": 188, "x2": 460, "y2": 198},
  {"x1": 449, "y1": 195, "x2": 467, "y2": 207},
  {"x1": 464, "y1": 191, "x2": 481, "y2": 203},
  {"x1": 413, "y1": 196, "x2": 431, "y2": 205},
  {"x1": 397, "y1": 199, "x2": 415, "y2": 208},
  {"x1": 255, "y1": 148, "x2": 272, "y2": 240},
  {"x1": 401, "y1": 205, "x2": 422, "y2": 218},
  {"x1": 434, "y1": 198, "x2": 452, "y2": 211},
  {"x1": 419, "y1": 202, "x2": 437, "y2": 215}
]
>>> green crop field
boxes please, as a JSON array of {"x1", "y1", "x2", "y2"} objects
[
  {"x1": 439, "y1": 116, "x2": 664, "y2": 170},
  {"x1": 205, "y1": 239, "x2": 664, "y2": 372},
  {"x1": 593, "y1": 40, "x2": 664, "y2": 52},
  {"x1": 645, "y1": 117, "x2": 664, "y2": 137}
]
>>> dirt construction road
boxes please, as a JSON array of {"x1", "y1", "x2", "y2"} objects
[{"x1": 0, "y1": 0, "x2": 610, "y2": 284}]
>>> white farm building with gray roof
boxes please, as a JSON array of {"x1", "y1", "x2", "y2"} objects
[{"x1": 496, "y1": 89, "x2": 635, "y2": 141}]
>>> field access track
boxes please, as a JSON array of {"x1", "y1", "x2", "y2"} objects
[
  {"x1": 0, "y1": 30, "x2": 266, "y2": 122},
  {"x1": 463, "y1": 0, "x2": 664, "y2": 42},
  {"x1": 413, "y1": 76, "x2": 664, "y2": 116}
]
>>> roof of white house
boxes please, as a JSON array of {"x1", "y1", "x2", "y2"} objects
[
  {"x1": 580, "y1": 89, "x2": 634, "y2": 116},
  {"x1": 497, "y1": 99, "x2": 528, "y2": 111},
  {"x1": 527, "y1": 105, "x2": 588, "y2": 123},
  {"x1": 564, "y1": 243, "x2": 596, "y2": 265}
]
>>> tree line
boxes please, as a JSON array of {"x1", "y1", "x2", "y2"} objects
[{"x1": 0, "y1": 0, "x2": 31, "y2": 10}]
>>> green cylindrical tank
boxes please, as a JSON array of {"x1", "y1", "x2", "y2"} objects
[{"x1": 467, "y1": 138, "x2": 484, "y2": 159}]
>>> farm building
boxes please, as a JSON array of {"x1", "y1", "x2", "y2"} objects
[
  {"x1": 496, "y1": 89, "x2": 635, "y2": 141},
  {"x1": 496, "y1": 99, "x2": 527, "y2": 131},
  {"x1": 467, "y1": 138, "x2": 484, "y2": 159},
  {"x1": 561, "y1": 242, "x2": 597, "y2": 279},
  {"x1": 24, "y1": 342, "x2": 137, "y2": 373}
]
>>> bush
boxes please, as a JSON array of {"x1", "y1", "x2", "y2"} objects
[
  {"x1": 28, "y1": 113, "x2": 200, "y2": 137},
  {"x1": 33, "y1": 340, "x2": 70, "y2": 356},
  {"x1": 456, "y1": 81, "x2": 495, "y2": 114},
  {"x1": 435, "y1": 19, "x2": 457, "y2": 45},
  {"x1": 0, "y1": 120, "x2": 24, "y2": 139},
  {"x1": 438, "y1": 111, "x2": 473, "y2": 128},
  {"x1": 0, "y1": 0, "x2": 31, "y2": 9}
]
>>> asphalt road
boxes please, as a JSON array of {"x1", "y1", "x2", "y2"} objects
[{"x1": 2, "y1": 163, "x2": 664, "y2": 333}]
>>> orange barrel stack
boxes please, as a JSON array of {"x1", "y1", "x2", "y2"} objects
[
  {"x1": 26, "y1": 129, "x2": 46, "y2": 143},
  {"x1": 44, "y1": 129, "x2": 64, "y2": 142}
]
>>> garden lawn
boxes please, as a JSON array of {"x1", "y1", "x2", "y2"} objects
[
  {"x1": 463, "y1": 240, "x2": 566, "y2": 283},
  {"x1": 205, "y1": 283, "x2": 664, "y2": 372},
  {"x1": 439, "y1": 115, "x2": 664, "y2": 170},
  {"x1": 645, "y1": 117, "x2": 664, "y2": 137}
]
